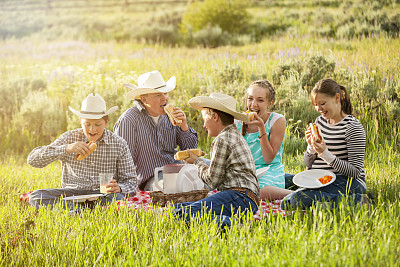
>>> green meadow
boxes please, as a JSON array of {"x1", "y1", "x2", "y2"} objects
[{"x1": 1, "y1": 0, "x2": 400, "y2": 265}]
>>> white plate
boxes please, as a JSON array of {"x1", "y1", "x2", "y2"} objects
[
  {"x1": 177, "y1": 164, "x2": 204, "y2": 192},
  {"x1": 293, "y1": 170, "x2": 336, "y2": 189},
  {"x1": 63, "y1": 194, "x2": 104, "y2": 202}
]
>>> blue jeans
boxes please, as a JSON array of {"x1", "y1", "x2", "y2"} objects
[
  {"x1": 29, "y1": 188, "x2": 125, "y2": 211},
  {"x1": 281, "y1": 174, "x2": 366, "y2": 210},
  {"x1": 285, "y1": 173, "x2": 295, "y2": 189},
  {"x1": 174, "y1": 190, "x2": 258, "y2": 229}
]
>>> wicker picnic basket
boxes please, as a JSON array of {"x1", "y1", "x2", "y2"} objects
[{"x1": 149, "y1": 189, "x2": 209, "y2": 207}]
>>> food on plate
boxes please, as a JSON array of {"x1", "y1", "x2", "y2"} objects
[
  {"x1": 75, "y1": 142, "x2": 97, "y2": 160},
  {"x1": 164, "y1": 104, "x2": 182, "y2": 126},
  {"x1": 318, "y1": 175, "x2": 333, "y2": 184},
  {"x1": 310, "y1": 123, "x2": 324, "y2": 143},
  {"x1": 174, "y1": 148, "x2": 205, "y2": 160},
  {"x1": 244, "y1": 110, "x2": 257, "y2": 120}
]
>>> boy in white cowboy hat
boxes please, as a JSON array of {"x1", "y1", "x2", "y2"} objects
[
  {"x1": 174, "y1": 93, "x2": 260, "y2": 229},
  {"x1": 27, "y1": 93, "x2": 138, "y2": 211},
  {"x1": 114, "y1": 70, "x2": 198, "y2": 191}
]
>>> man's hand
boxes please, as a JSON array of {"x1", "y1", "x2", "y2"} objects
[
  {"x1": 172, "y1": 106, "x2": 189, "y2": 132},
  {"x1": 105, "y1": 180, "x2": 121, "y2": 193},
  {"x1": 66, "y1": 142, "x2": 91, "y2": 157},
  {"x1": 183, "y1": 150, "x2": 199, "y2": 164}
]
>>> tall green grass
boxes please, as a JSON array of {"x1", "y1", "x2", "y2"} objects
[{"x1": 1, "y1": 142, "x2": 399, "y2": 265}]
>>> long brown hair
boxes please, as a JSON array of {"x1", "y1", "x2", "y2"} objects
[
  {"x1": 242, "y1": 80, "x2": 276, "y2": 136},
  {"x1": 311, "y1": 78, "x2": 352, "y2": 115}
]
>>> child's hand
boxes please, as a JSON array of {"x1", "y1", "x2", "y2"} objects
[
  {"x1": 183, "y1": 150, "x2": 198, "y2": 164},
  {"x1": 246, "y1": 113, "x2": 264, "y2": 130}
]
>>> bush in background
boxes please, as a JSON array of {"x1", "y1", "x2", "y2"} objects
[{"x1": 180, "y1": 0, "x2": 250, "y2": 47}]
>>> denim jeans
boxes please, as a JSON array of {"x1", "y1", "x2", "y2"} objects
[
  {"x1": 284, "y1": 173, "x2": 295, "y2": 189},
  {"x1": 29, "y1": 188, "x2": 125, "y2": 211},
  {"x1": 281, "y1": 174, "x2": 366, "y2": 210},
  {"x1": 174, "y1": 190, "x2": 258, "y2": 229}
]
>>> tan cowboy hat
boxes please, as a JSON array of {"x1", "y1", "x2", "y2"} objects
[
  {"x1": 69, "y1": 93, "x2": 118, "y2": 119},
  {"x1": 124, "y1": 70, "x2": 176, "y2": 100},
  {"x1": 189, "y1": 93, "x2": 249, "y2": 122}
]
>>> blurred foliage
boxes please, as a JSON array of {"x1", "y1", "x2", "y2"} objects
[
  {"x1": 1, "y1": 0, "x2": 398, "y2": 47},
  {"x1": 180, "y1": 0, "x2": 250, "y2": 47}
]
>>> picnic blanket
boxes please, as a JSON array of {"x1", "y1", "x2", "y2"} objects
[{"x1": 20, "y1": 190, "x2": 291, "y2": 220}]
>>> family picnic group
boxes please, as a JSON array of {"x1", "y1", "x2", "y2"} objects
[{"x1": 27, "y1": 70, "x2": 369, "y2": 228}]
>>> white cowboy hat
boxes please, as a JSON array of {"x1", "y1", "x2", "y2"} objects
[
  {"x1": 69, "y1": 93, "x2": 118, "y2": 119},
  {"x1": 124, "y1": 70, "x2": 176, "y2": 100},
  {"x1": 189, "y1": 93, "x2": 249, "y2": 122}
]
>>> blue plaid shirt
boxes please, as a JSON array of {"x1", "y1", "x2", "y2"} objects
[
  {"x1": 114, "y1": 101, "x2": 198, "y2": 185},
  {"x1": 27, "y1": 129, "x2": 138, "y2": 194}
]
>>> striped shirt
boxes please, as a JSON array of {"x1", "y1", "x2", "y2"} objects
[
  {"x1": 304, "y1": 115, "x2": 366, "y2": 188},
  {"x1": 27, "y1": 129, "x2": 138, "y2": 194},
  {"x1": 194, "y1": 124, "x2": 260, "y2": 196},
  {"x1": 113, "y1": 101, "x2": 198, "y2": 185}
]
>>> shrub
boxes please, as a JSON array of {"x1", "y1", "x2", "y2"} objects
[
  {"x1": 11, "y1": 92, "x2": 66, "y2": 152},
  {"x1": 180, "y1": 0, "x2": 250, "y2": 46},
  {"x1": 272, "y1": 53, "x2": 335, "y2": 92},
  {"x1": 218, "y1": 63, "x2": 244, "y2": 85},
  {"x1": 181, "y1": 0, "x2": 250, "y2": 34}
]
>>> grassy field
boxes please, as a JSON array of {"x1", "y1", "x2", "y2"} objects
[
  {"x1": 0, "y1": 149, "x2": 399, "y2": 265},
  {"x1": 1, "y1": 0, "x2": 400, "y2": 265}
]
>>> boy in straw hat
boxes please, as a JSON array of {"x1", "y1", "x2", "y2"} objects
[
  {"x1": 174, "y1": 93, "x2": 260, "y2": 229},
  {"x1": 114, "y1": 70, "x2": 198, "y2": 191},
  {"x1": 27, "y1": 93, "x2": 138, "y2": 211}
]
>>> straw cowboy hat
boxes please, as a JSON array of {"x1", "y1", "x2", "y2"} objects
[
  {"x1": 69, "y1": 93, "x2": 118, "y2": 120},
  {"x1": 124, "y1": 70, "x2": 176, "y2": 100},
  {"x1": 189, "y1": 93, "x2": 249, "y2": 122}
]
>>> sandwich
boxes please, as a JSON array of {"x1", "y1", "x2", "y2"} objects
[
  {"x1": 174, "y1": 148, "x2": 205, "y2": 161},
  {"x1": 164, "y1": 104, "x2": 182, "y2": 126},
  {"x1": 75, "y1": 142, "x2": 97, "y2": 160},
  {"x1": 310, "y1": 123, "x2": 324, "y2": 143},
  {"x1": 244, "y1": 110, "x2": 257, "y2": 120}
]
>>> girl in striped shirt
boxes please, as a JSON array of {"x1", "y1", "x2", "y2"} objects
[{"x1": 281, "y1": 78, "x2": 367, "y2": 209}]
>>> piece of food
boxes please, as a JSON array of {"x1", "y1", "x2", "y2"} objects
[
  {"x1": 164, "y1": 104, "x2": 183, "y2": 126},
  {"x1": 174, "y1": 148, "x2": 205, "y2": 160},
  {"x1": 75, "y1": 142, "x2": 97, "y2": 160},
  {"x1": 310, "y1": 123, "x2": 324, "y2": 143},
  {"x1": 244, "y1": 110, "x2": 257, "y2": 120},
  {"x1": 318, "y1": 175, "x2": 333, "y2": 184}
]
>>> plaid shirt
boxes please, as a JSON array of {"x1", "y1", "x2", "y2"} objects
[
  {"x1": 194, "y1": 124, "x2": 259, "y2": 196},
  {"x1": 27, "y1": 129, "x2": 137, "y2": 194}
]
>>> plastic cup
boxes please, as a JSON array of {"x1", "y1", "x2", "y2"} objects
[{"x1": 99, "y1": 173, "x2": 113, "y2": 193}]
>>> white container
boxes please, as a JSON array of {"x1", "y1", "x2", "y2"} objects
[{"x1": 154, "y1": 164, "x2": 185, "y2": 194}]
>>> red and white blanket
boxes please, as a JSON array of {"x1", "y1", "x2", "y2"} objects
[{"x1": 20, "y1": 190, "x2": 292, "y2": 220}]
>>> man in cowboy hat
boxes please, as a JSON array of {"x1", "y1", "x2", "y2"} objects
[
  {"x1": 114, "y1": 70, "x2": 198, "y2": 191},
  {"x1": 27, "y1": 93, "x2": 138, "y2": 211},
  {"x1": 174, "y1": 93, "x2": 260, "y2": 229}
]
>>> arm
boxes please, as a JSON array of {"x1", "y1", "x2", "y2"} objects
[
  {"x1": 329, "y1": 122, "x2": 366, "y2": 179},
  {"x1": 114, "y1": 142, "x2": 138, "y2": 195},
  {"x1": 176, "y1": 125, "x2": 198, "y2": 151},
  {"x1": 193, "y1": 138, "x2": 228, "y2": 189},
  {"x1": 27, "y1": 131, "x2": 71, "y2": 168},
  {"x1": 258, "y1": 116, "x2": 286, "y2": 164},
  {"x1": 114, "y1": 116, "x2": 137, "y2": 161},
  {"x1": 315, "y1": 122, "x2": 366, "y2": 179}
]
